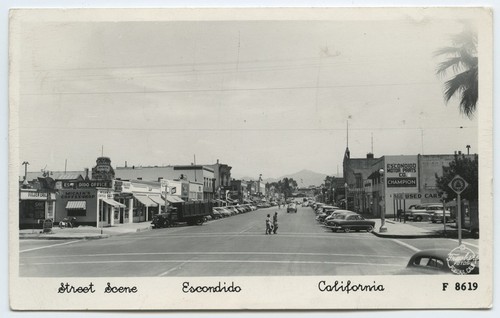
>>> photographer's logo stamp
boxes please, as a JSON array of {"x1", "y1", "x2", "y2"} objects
[{"x1": 447, "y1": 245, "x2": 478, "y2": 275}]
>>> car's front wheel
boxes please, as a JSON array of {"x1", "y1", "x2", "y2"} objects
[
  {"x1": 366, "y1": 225, "x2": 374, "y2": 232},
  {"x1": 415, "y1": 216, "x2": 422, "y2": 222},
  {"x1": 344, "y1": 227, "x2": 351, "y2": 233}
]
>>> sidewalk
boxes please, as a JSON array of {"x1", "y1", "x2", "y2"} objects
[
  {"x1": 19, "y1": 222, "x2": 152, "y2": 240},
  {"x1": 370, "y1": 219, "x2": 441, "y2": 238},
  {"x1": 369, "y1": 218, "x2": 473, "y2": 239}
]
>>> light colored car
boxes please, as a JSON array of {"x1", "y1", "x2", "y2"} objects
[{"x1": 287, "y1": 203, "x2": 297, "y2": 213}]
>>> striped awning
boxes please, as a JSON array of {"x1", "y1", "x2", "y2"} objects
[
  {"x1": 167, "y1": 195, "x2": 184, "y2": 203},
  {"x1": 134, "y1": 195, "x2": 157, "y2": 207},
  {"x1": 66, "y1": 201, "x2": 86, "y2": 210},
  {"x1": 101, "y1": 198, "x2": 126, "y2": 208},
  {"x1": 148, "y1": 195, "x2": 165, "y2": 206}
]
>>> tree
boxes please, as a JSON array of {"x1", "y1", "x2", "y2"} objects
[
  {"x1": 435, "y1": 24, "x2": 478, "y2": 118},
  {"x1": 435, "y1": 154, "x2": 478, "y2": 201},
  {"x1": 323, "y1": 176, "x2": 336, "y2": 203}
]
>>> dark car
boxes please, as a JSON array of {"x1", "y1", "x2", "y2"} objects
[
  {"x1": 324, "y1": 210, "x2": 357, "y2": 225},
  {"x1": 151, "y1": 213, "x2": 171, "y2": 228},
  {"x1": 402, "y1": 249, "x2": 479, "y2": 275},
  {"x1": 287, "y1": 203, "x2": 297, "y2": 213},
  {"x1": 326, "y1": 214, "x2": 375, "y2": 232}
]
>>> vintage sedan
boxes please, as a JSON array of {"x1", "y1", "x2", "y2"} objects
[
  {"x1": 402, "y1": 249, "x2": 479, "y2": 275},
  {"x1": 287, "y1": 203, "x2": 297, "y2": 213},
  {"x1": 326, "y1": 214, "x2": 375, "y2": 232},
  {"x1": 316, "y1": 206, "x2": 341, "y2": 222},
  {"x1": 324, "y1": 210, "x2": 357, "y2": 225}
]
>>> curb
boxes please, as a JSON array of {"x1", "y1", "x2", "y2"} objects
[
  {"x1": 19, "y1": 234, "x2": 110, "y2": 240},
  {"x1": 371, "y1": 232, "x2": 441, "y2": 239}
]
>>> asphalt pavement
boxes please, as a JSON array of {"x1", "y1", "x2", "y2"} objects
[{"x1": 18, "y1": 205, "x2": 478, "y2": 277}]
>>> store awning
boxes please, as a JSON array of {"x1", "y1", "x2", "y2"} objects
[
  {"x1": 101, "y1": 198, "x2": 126, "y2": 208},
  {"x1": 134, "y1": 195, "x2": 157, "y2": 207},
  {"x1": 167, "y1": 195, "x2": 184, "y2": 203},
  {"x1": 149, "y1": 195, "x2": 165, "y2": 206},
  {"x1": 66, "y1": 201, "x2": 86, "y2": 210}
]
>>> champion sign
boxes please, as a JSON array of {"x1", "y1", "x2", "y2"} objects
[{"x1": 386, "y1": 177, "x2": 417, "y2": 187}]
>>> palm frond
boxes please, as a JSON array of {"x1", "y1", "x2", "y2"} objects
[{"x1": 436, "y1": 57, "x2": 465, "y2": 76}]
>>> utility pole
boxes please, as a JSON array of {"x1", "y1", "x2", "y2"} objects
[{"x1": 466, "y1": 145, "x2": 471, "y2": 155}]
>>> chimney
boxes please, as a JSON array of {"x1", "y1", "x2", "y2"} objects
[
  {"x1": 217, "y1": 159, "x2": 219, "y2": 164},
  {"x1": 84, "y1": 168, "x2": 89, "y2": 179},
  {"x1": 158, "y1": 177, "x2": 163, "y2": 182},
  {"x1": 125, "y1": 161, "x2": 127, "y2": 168},
  {"x1": 367, "y1": 153, "x2": 374, "y2": 159}
]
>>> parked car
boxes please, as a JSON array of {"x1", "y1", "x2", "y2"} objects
[
  {"x1": 431, "y1": 210, "x2": 454, "y2": 223},
  {"x1": 214, "y1": 207, "x2": 232, "y2": 217},
  {"x1": 324, "y1": 210, "x2": 357, "y2": 225},
  {"x1": 211, "y1": 208, "x2": 223, "y2": 219},
  {"x1": 287, "y1": 203, "x2": 297, "y2": 213},
  {"x1": 326, "y1": 213, "x2": 375, "y2": 232},
  {"x1": 316, "y1": 206, "x2": 339, "y2": 222},
  {"x1": 314, "y1": 203, "x2": 325, "y2": 213},
  {"x1": 226, "y1": 206, "x2": 240, "y2": 215},
  {"x1": 402, "y1": 249, "x2": 479, "y2": 275},
  {"x1": 405, "y1": 204, "x2": 433, "y2": 222}
]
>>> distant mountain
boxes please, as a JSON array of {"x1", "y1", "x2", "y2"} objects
[
  {"x1": 237, "y1": 170, "x2": 331, "y2": 187},
  {"x1": 275, "y1": 169, "x2": 329, "y2": 187}
]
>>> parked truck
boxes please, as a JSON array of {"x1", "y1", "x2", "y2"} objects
[{"x1": 151, "y1": 201, "x2": 212, "y2": 228}]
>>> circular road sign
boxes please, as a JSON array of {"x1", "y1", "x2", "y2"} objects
[{"x1": 448, "y1": 175, "x2": 469, "y2": 194}]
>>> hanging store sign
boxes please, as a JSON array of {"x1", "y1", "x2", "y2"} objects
[
  {"x1": 63, "y1": 180, "x2": 112, "y2": 189},
  {"x1": 20, "y1": 191, "x2": 53, "y2": 200},
  {"x1": 60, "y1": 190, "x2": 96, "y2": 199}
]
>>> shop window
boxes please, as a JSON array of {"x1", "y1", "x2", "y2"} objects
[{"x1": 20, "y1": 201, "x2": 45, "y2": 219}]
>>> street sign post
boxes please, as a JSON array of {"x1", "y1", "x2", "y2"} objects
[{"x1": 448, "y1": 175, "x2": 469, "y2": 245}]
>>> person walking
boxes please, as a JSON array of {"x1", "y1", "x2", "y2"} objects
[
  {"x1": 265, "y1": 214, "x2": 272, "y2": 235},
  {"x1": 272, "y1": 212, "x2": 278, "y2": 234}
]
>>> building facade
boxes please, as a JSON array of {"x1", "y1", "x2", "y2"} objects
[{"x1": 343, "y1": 152, "x2": 475, "y2": 217}]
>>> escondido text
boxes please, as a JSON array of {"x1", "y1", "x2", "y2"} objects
[{"x1": 182, "y1": 281, "x2": 242, "y2": 293}]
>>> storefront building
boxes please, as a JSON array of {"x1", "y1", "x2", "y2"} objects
[
  {"x1": 55, "y1": 180, "x2": 125, "y2": 227},
  {"x1": 19, "y1": 189, "x2": 56, "y2": 229}
]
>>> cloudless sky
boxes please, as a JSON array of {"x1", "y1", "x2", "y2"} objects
[{"x1": 15, "y1": 11, "x2": 479, "y2": 179}]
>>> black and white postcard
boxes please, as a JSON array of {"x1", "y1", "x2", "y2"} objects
[{"x1": 8, "y1": 7, "x2": 493, "y2": 310}]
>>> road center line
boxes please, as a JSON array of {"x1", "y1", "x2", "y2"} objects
[
  {"x1": 158, "y1": 261, "x2": 191, "y2": 276},
  {"x1": 21, "y1": 251, "x2": 408, "y2": 259},
  {"x1": 20, "y1": 240, "x2": 80, "y2": 253},
  {"x1": 20, "y1": 259, "x2": 403, "y2": 267},
  {"x1": 391, "y1": 239, "x2": 421, "y2": 252}
]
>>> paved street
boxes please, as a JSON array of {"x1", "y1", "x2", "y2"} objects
[{"x1": 19, "y1": 206, "x2": 478, "y2": 277}]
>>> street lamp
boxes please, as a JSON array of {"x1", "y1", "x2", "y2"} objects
[{"x1": 379, "y1": 168, "x2": 387, "y2": 232}]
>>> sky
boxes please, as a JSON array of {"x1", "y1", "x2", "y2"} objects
[{"x1": 15, "y1": 11, "x2": 480, "y2": 180}]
